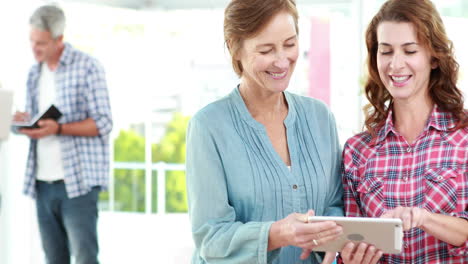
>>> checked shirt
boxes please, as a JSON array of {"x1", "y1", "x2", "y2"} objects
[
  {"x1": 23, "y1": 43, "x2": 112, "y2": 199},
  {"x1": 342, "y1": 105, "x2": 467, "y2": 263}
]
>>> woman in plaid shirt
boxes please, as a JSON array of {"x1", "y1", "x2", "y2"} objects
[{"x1": 342, "y1": 0, "x2": 468, "y2": 263}]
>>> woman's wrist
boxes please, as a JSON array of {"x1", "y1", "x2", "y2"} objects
[
  {"x1": 419, "y1": 208, "x2": 432, "y2": 231},
  {"x1": 268, "y1": 221, "x2": 285, "y2": 251}
]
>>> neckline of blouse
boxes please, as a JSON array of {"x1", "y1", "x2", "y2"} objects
[{"x1": 230, "y1": 85, "x2": 297, "y2": 131}]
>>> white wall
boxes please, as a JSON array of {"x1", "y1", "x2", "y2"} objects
[{"x1": 0, "y1": 1, "x2": 44, "y2": 263}]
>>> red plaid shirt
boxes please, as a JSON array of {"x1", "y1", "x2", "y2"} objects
[{"x1": 342, "y1": 105, "x2": 468, "y2": 264}]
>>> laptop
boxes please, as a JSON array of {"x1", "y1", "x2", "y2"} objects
[{"x1": 0, "y1": 89, "x2": 14, "y2": 140}]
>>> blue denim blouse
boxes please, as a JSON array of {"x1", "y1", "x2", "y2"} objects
[{"x1": 186, "y1": 87, "x2": 344, "y2": 263}]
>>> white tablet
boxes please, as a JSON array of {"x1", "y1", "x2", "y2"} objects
[{"x1": 308, "y1": 216, "x2": 403, "y2": 254}]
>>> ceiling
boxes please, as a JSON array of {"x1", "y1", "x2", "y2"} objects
[{"x1": 62, "y1": 0, "x2": 352, "y2": 10}]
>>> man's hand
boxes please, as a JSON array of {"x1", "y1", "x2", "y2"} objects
[
  {"x1": 13, "y1": 111, "x2": 30, "y2": 122},
  {"x1": 20, "y1": 119, "x2": 59, "y2": 139}
]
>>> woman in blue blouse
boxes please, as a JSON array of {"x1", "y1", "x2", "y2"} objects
[{"x1": 186, "y1": 0, "x2": 350, "y2": 263}]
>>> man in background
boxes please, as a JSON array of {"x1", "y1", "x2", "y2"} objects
[{"x1": 13, "y1": 5, "x2": 112, "y2": 264}]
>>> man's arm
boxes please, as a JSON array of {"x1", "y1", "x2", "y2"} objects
[
  {"x1": 57, "y1": 118, "x2": 98, "y2": 136},
  {"x1": 19, "y1": 118, "x2": 99, "y2": 139}
]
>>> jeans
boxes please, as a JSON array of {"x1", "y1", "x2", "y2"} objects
[{"x1": 36, "y1": 181, "x2": 100, "y2": 264}]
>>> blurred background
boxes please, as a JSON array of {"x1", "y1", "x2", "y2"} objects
[{"x1": 0, "y1": 0, "x2": 467, "y2": 263}]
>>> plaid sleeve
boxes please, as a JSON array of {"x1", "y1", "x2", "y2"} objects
[
  {"x1": 447, "y1": 240, "x2": 468, "y2": 256},
  {"x1": 85, "y1": 60, "x2": 112, "y2": 136},
  {"x1": 343, "y1": 166, "x2": 364, "y2": 217},
  {"x1": 446, "y1": 215, "x2": 468, "y2": 256},
  {"x1": 342, "y1": 143, "x2": 364, "y2": 218},
  {"x1": 447, "y1": 171, "x2": 468, "y2": 256}
]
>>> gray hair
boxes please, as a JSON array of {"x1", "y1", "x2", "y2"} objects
[{"x1": 30, "y1": 5, "x2": 65, "y2": 39}]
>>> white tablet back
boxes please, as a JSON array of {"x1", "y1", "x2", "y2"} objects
[{"x1": 308, "y1": 216, "x2": 403, "y2": 254}]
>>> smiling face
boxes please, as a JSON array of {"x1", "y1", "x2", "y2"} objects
[
  {"x1": 376, "y1": 21, "x2": 435, "y2": 104},
  {"x1": 236, "y1": 11, "x2": 299, "y2": 94}
]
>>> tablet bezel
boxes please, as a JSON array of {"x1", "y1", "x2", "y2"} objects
[{"x1": 307, "y1": 216, "x2": 403, "y2": 254}]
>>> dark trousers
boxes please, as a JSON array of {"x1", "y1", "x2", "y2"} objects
[{"x1": 36, "y1": 181, "x2": 100, "y2": 264}]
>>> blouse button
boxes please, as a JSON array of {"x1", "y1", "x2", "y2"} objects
[
  {"x1": 292, "y1": 184, "x2": 298, "y2": 190},
  {"x1": 406, "y1": 147, "x2": 412, "y2": 153},
  {"x1": 437, "y1": 176, "x2": 443, "y2": 181},
  {"x1": 403, "y1": 177, "x2": 408, "y2": 182}
]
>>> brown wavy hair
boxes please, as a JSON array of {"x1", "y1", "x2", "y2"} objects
[
  {"x1": 363, "y1": 0, "x2": 467, "y2": 137},
  {"x1": 224, "y1": 0, "x2": 298, "y2": 77}
]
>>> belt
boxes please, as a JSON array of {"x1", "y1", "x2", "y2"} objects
[{"x1": 36, "y1": 179, "x2": 64, "y2": 184}]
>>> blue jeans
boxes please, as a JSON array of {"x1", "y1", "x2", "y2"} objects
[{"x1": 36, "y1": 181, "x2": 100, "y2": 264}]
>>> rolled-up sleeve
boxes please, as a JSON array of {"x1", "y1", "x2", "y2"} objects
[
  {"x1": 186, "y1": 115, "x2": 279, "y2": 263},
  {"x1": 447, "y1": 198, "x2": 468, "y2": 255},
  {"x1": 447, "y1": 238, "x2": 468, "y2": 256},
  {"x1": 85, "y1": 62, "x2": 112, "y2": 136}
]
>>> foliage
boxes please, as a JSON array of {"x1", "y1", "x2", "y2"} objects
[
  {"x1": 152, "y1": 113, "x2": 190, "y2": 212},
  {"x1": 101, "y1": 112, "x2": 190, "y2": 213}
]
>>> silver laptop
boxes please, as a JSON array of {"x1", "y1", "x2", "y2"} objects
[{"x1": 0, "y1": 89, "x2": 14, "y2": 140}]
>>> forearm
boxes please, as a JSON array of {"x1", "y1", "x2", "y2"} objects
[
  {"x1": 268, "y1": 221, "x2": 286, "y2": 251},
  {"x1": 422, "y1": 212, "x2": 468, "y2": 246},
  {"x1": 192, "y1": 219, "x2": 274, "y2": 263},
  {"x1": 60, "y1": 118, "x2": 99, "y2": 137}
]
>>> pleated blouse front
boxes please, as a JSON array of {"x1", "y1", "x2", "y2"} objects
[{"x1": 186, "y1": 87, "x2": 343, "y2": 264}]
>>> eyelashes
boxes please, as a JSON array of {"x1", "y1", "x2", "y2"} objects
[
  {"x1": 379, "y1": 50, "x2": 417, "y2": 55},
  {"x1": 259, "y1": 43, "x2": 296, "y2": 55}
]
